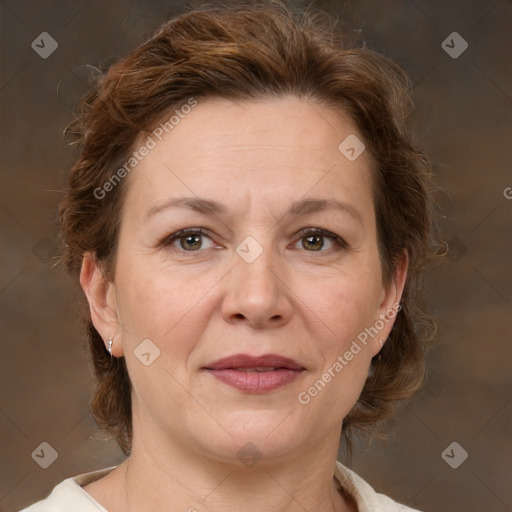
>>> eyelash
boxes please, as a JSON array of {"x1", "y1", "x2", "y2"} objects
[{"x1": 160, "y1": 227, "x2": 347, "y2": 254}]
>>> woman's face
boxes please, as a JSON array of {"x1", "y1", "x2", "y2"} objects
[{"x1": 85, "y1": 96, "x2": 405, "y2": 464}]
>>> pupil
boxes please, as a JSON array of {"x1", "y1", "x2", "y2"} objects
[{"x1": 303, "y1": 235, "x2": 323, "y2": 251}]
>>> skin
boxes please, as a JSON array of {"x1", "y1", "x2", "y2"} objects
[{"x1": 80, "y1": 96, "x2": 407, "y2": 512}]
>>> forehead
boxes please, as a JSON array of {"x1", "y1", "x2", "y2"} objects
[{"x1": 122, "y1": 96, "x2": 374, "y2": 222}]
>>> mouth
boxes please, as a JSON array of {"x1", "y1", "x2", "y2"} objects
[{"x1": 202, "y1": 354, "x2": 306, "y2": 393}]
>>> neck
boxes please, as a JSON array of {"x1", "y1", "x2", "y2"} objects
[{"x1": 116, "y1": 431, "x2": 353, "y2": 512}]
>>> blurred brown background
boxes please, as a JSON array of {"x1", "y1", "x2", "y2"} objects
[{"x1": 1, "y1": 1, "x2": 511, "y2": 511}]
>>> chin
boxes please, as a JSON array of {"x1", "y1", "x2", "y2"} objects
[{"x1": 190, "y1": 408, "x2": 309, "y2": 466}]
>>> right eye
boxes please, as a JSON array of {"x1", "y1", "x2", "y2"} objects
[{"x1": 162, "y1": 228, "x2": 218, "y2": 252}]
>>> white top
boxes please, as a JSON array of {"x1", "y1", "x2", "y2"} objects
[{"x1": 20, "y1": 461, "x2": 421, "y2": 512}]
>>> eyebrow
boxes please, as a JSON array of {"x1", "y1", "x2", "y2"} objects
[{"x1": 145, "y1": 196, "x2": 364, "y2": 225}]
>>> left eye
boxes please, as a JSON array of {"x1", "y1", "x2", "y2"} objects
[{"x1": 291, "y1": 229, "x2": 343, "y2": 252}]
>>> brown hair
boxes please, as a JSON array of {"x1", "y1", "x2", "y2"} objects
[{"x1": 59, "y1": 0, "x2": 442, "y2": 457}]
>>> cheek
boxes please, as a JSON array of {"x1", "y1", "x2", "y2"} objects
[
  {"x1": 305, "y1": 262, "x2": 382, "y2": 342},
  {"x1": 294, "y1": 261, "x2": 381, "y2": 405},
  {"x1": 298, "y1": 295, "x2": 375, "y2": 424},
  {"x1": 114, "y1": 259, "x2": 214, "y2": 411},
  {"x1": 114, "y1": 255, "x2": 208, "y2": 351}
]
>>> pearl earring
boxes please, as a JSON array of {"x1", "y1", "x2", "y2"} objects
[{"x1": 108, "y1": 337, "x2": 113, "y2": 358}]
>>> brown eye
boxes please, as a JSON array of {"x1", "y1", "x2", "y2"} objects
[
  {"x1": 302, "y1": 234, "x2": 324, "y2": 251},
  {"x1": 179, "y1": 234, "x2": 203, "y2": 251},
  {"x1": 292, "y1": 228, "x2": 346, "y2": 253},
  {"x1": 163, "y1": 228, "x2": 216, "y2": 252}
]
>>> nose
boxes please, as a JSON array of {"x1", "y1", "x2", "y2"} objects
[{"x1": 221, "y1": 240, "x2": 293, "y2": 329}]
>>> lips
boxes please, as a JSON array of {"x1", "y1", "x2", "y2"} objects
[
  {"x1": 203, "y1": 354, "x2": 306, "y2": 393},
  {"x1": 205, "y1": 354, "x2": 305, "y2": 371}
]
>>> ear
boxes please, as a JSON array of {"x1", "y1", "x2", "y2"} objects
[
  {"x1": 371, "y1": 250, "x2": 408, "y2": 356},
  {"x1": 80, "y1": 252, "x2": 124, "y2": 357}
]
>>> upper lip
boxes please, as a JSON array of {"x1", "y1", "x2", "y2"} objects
[{"x1": 203, "y1": 353, "x2": 305, "y2": 371}]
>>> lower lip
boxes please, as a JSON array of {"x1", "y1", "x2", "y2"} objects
[{"x1": 205, "y1": 368, "x2": 304, "y2": 393}]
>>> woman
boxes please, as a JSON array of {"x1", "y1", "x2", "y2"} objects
[{"x1": 21, "y1": 1, "x2": 440, "y2": 510}]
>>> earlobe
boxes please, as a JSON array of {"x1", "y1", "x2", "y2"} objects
[{"x1": 80, "y1": 252, "x2": 124, "y2": 357}]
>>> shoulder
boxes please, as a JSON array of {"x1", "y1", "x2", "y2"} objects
[
  {"x1": 19, "y1": 467, "x2": 117, "y2": 512},
  {"x1": 334, "y1": 461, "x2": 422, "y2": 512}
]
